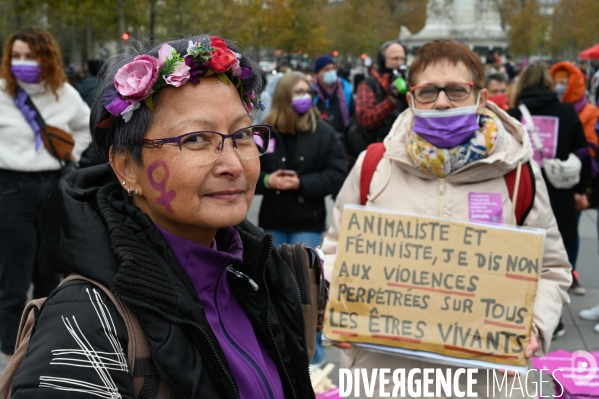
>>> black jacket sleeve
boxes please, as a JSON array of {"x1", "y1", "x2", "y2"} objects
[
  {"x1": 298, "y1": 123, "x2": 347, "y2": 199},
  {"x1": 10, "y1": 281, "x2": 134, "y2": 399},
  {"x1": 571, "y1": 116, "x2": 592, "y2": 194}
]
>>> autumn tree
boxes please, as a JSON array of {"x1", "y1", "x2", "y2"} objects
[
  {"x1": 322, "y1": 0, "x2": 426, "y2": 58},
  {"x1": 549, "y1": 0, "x2": 599, "y2": 59},
  {"x1": 500, "y1": 0, "x2": 548, "y2": 56}
]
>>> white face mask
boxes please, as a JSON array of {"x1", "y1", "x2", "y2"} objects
[
  {"x1": 11, "y1": 60, "x2": 40, "y2": 67},
  {"x1": 411, "y1": 92, "x2": 481, "y2": 118}
]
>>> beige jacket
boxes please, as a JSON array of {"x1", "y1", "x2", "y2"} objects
[{"x1": 321, "y1": 102, "x2": 572, "y2": 398}]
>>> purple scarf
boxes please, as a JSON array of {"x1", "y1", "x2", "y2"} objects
[
  {"x1": 574, "y1": 96, "x2": 588, "y2": 113},
  {"x1": 313, "y1": 79, "x2": 350, "y2": 127},
  {"x1": 13, "y1": 87, "x2": 43, "y2": 150}
]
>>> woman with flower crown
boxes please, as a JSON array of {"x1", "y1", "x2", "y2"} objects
[{"x1": 4, "y1": 35, "x2": 315, "y2": 399}]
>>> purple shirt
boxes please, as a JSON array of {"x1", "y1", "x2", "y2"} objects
[{"x1": 156, "y1": 225, "x2": 285, "y2": 399}]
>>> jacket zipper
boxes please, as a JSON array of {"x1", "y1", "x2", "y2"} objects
[
  {"x1": 116, "y1": 246, "x2": 241, "y2": 399},
  {"x1": 292, "y1": 246, "x2": 312, "y2": 367},
  {"x1": 214, "y1": 269, "x2": 274, "y2": 399},
  {"x1": 261, "y1": 237, "x2": 303, "y2": 399},
  {"x1": 226, "y1": 265, "x2": 259, "y2": 291},
  {"x1": 436, "y1": 178, "x2": 445, "y2": 217},
  {"x1": 115, "y1": 296, "x2": 240, "y2": 399},
  {"x1": 292, "y1": 246, "x2": 309, "y2": 304}
]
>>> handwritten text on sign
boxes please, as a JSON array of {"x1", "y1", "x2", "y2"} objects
[{"x1": 323, "y1": 207, "x2": 545, "y2": 367}]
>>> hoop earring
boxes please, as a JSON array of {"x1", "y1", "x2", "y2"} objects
[
  {"x1": 127, "y1": 188, "x2": 133, "y2": 197},
  {"x1": 135, "y1": 189, "x2": 141, "y2": 197}
]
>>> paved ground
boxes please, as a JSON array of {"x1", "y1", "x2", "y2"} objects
[{"x1": 2, "y1": 197, "x2": 598, "y2": 392}]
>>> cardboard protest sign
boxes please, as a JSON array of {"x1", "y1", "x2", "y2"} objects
[{"x1": 324, "y1": 206, "x2": 545, "y2": 368}]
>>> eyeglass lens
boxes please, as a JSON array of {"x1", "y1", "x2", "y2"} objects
[
  {"x1": 414, "y1": 83, "x2": 472, "y2": 103},
  {"x1": 179, "y1": 126, "x2": 271, "y2": 166},
  {"x1": 293, "y1": 89, "x2": 312, "y2": 96}
]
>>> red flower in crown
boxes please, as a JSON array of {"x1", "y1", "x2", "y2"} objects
[{"x1": 207, "y1": 36, "x2": 237, "y2": 73}]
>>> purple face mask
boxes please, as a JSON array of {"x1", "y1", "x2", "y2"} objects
[
  {"x1": 292, "y1": 94, "x2": 312, "y2": 114},
  {"x1": 11, "y1": 60, "x2": 41, "y2": 83},
  {"x1": 412, "y1": 95, "x2": 481, "y2": 148}
]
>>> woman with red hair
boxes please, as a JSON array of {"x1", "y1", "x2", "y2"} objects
[{"x1": 0, "y1": 26, "x2": 91, "y2": 362}]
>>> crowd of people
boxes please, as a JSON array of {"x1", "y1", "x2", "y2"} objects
[{"x1": 0, "y1": 25, "x2": 598, "y2": 398}]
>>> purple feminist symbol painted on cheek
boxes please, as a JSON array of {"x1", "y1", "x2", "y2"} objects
[{"x1": 147, "y1": 161, "x2": 177, "y2": 213}]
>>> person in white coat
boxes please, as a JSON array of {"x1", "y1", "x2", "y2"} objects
[
  {"x1": 0, "y1": 26, "x2": 91, "y2": 362},
  {"x1": 321, "y1": 39, "x2": 572, "y2": 398}
]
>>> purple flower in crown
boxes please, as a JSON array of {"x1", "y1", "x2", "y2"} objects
[
  {"x1": 103, "y1": 87, "x2": 129, "y2": 115},
  {"x1": 199, "y1": 35, "x2": 212, "y2": 49},
  {"x1": 114, "y1": 54, "x2": 159, "y2": 103},
  {"x1": 185, "y1": 56, "x2": 207, "y2": 84},
  {"x1": 239, "y1": 67, "x2": 253, "y2": 80}
]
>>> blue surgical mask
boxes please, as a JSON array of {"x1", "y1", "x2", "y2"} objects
[
  {"x1": 555, "y1": 83, "x2": 567, "y2": 94},
  {"x1": 323, "y1": 70, "x2": 337, "y2": 85}
]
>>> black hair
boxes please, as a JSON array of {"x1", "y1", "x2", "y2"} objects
[
  {"x1": 90, "y1": 35, "x2": 263, "y2": 165},
  {"x1": 485, "y1": 72, "x2": 508, "y2": 87},
  {"x1": 377, "y1": 40, "x2": 405, "y2": 70},
  {"x1": 87, "y1": 59, "x2": 103, "y2": 76}
]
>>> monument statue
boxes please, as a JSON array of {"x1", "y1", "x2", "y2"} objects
[{"x1": 400, "y1": 0, "x2": 508, "y2": 57}]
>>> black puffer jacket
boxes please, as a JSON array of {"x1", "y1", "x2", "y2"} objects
[
  {"x1": 256, "y1": 119, "x2": 346, "y2": 232},
  {"x1": 10, "y1": 165, "x2": 314, "y2": 399},
  {"x1": 508, "y1": 90, "x2": 591, "y2": 242}
]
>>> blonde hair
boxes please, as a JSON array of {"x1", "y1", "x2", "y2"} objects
[
  {"x1": 263, "y1": 72, "x2": 318, "y2": 134},
  {"x1": 0, "y1": 26, "x2": 67, "y2": 98},
  {"x1": 513, "y1": 62, "x2": 553, "y2": 101}
]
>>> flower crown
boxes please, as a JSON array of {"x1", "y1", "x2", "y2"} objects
[{"x1": 101, "y1": 36, "x2": 264, "y2": 125}]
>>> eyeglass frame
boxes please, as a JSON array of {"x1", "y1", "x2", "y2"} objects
[
  {"x1": 409, "y1": 81, "x2": 478, "y2": 104},
  {"x1": 136, "y1": 124, "x2": 272, "y2": 163}
]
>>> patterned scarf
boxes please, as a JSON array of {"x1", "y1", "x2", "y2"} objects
[
  {"x1": 313, "y1": 79, "x2": 350, "y2": 127},
  {"x1": 407, "y1": 108, "x2": 504, "y2": 178}
]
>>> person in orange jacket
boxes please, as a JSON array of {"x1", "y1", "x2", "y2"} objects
[{"x1": 550, "y1": 61, "x2": 599, "y2": 296}]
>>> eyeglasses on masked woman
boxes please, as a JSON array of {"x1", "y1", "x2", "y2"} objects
[{"x1": 410, "y1": 82, "x2": 475, "y2": 104}]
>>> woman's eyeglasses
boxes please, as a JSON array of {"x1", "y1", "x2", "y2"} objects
[
  {"x1": 410, "y1": 82, "x2": 475, "y2": 104},
  {"x1": 293, "y1": 89, "x2": 313, "y2": 97},
  {"x1": 137, "y1": 125, "x2": 272, "y2": 167}
]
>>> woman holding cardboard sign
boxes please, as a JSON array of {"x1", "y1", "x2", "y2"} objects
[{"x1": 322, "y1": 39, "x2": 572, "y2": 398}]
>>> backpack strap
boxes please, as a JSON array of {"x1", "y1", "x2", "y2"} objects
[
  {"x1": 364, "y1": 76, "x2": 385, "y2": 103},
  {"x1": 0, "y1": 298, "x2": 46, "y2": 399},
  {"x1": 0, "y1": 274, "x2": 168, "y2": 399},
  {"x1": 504, "y1": 161, "x2": 536, "y2": 226},
  {"x1": 360, "y1": 142, "x2": 387, "y2": 205}
]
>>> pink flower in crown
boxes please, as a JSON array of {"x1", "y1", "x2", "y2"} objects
[
  {"x1": 231, "y1": 52, "x2": 242, "y2": 77},
  {"x1": 164, "y1": 64, "x2": 191, "y2": 87},
  {"x1": 158, "y1": 44, "x2": 190, "y2": 87},
  {"x1": 114, "y1": 55, "x2": 159, "y2": 102},
  {"x1": 157, "y1": 43, "x2": 175, "y2": 68}
]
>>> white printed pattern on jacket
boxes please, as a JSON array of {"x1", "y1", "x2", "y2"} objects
[{"x1": 38, "y1": 288, "x2": 128, "y2": 398}]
